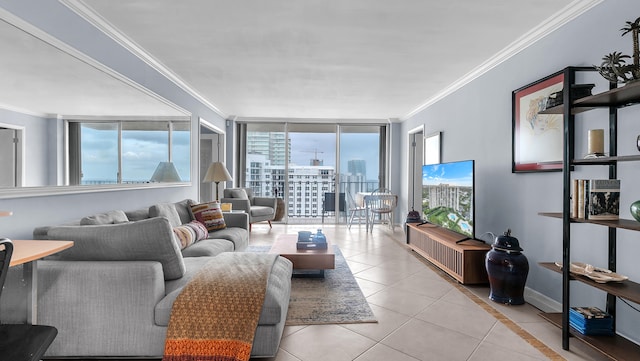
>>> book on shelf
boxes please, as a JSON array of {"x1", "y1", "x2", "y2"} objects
[
  {"x1": 571, "y1": 179, "x2": 580, "y2": 218},
  {"x1": 570, "y1": 306, "x2": 611, "y2": 319},
  {"x1": 588, "y1": 179, "x2": 620, "y2": 220},
  {"x1": 584, "y1": 180, "x2": 590, "y2": 219},
  {"x1": 571, "y1": 179, "x2": 620, "y2": 220},
  {"x1": 569, "y1": 306, "x2": 614, "y2": 335},
  {"x1": 569, "y1": 322, "x2": 614, "y2": 336},
  {"x1": 576, "y1": 179, "x2": 585, "y2": 219}
]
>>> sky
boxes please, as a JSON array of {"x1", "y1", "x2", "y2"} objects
[
  {"x1": 81, "y1": 126, "x2": 190, "y2": 183},
  {"x1": 289, "y1": 132, "x2": 380, "y2": 181},
  {"x1": 422, "y1": 160, "x2": 474, "y2": 187}
]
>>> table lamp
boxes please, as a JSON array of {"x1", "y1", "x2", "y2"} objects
[{"x1": 203, "y1": 162, "x2": 233, "y2": 201}]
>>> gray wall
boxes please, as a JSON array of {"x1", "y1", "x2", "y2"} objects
[
  {"x1": 400, "y1": 0, "x2": 640, "y2": 343},
  {"x1": 0, "y1": 0, "x2": 227, "y2": 239}
]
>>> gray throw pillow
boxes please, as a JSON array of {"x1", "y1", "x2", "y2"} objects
[
  {"x1": 125, "y1": 208, "x2": 150, "y2": 221},
  {"x1": 80, "y1": 210, "x2": 129, "y2": 225}
]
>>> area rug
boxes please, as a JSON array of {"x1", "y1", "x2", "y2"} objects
[{"x1": 246, "y1": 245, "x2": 377, "y2": 326}]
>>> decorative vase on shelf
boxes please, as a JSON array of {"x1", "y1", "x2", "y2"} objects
[{"x1": 630, "y1": 200, "x2": 640, "y2": 222}]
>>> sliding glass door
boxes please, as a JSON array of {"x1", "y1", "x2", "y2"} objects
[
  {"x1": 241, "y1": 122, "x2": 386, "y2": 224},
  {"x1": 286, "y1": 123, "x2": 337, "y2": 223}
]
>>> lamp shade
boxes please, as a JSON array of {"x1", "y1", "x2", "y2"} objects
[
  {"x1": 150, "y1": 162, "x2": 182, "y2": 182},
  {"x1": 203, "y1": 162, "x2": 233, "y2": 183}
]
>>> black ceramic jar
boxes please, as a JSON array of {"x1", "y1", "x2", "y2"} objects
[{"x1": 485, "y1": 229, "x2": 529, "y2": 305}]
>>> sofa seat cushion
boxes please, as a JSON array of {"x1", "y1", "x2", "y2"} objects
[
  {"x1": 163, "y1": 257, "x2": 213, "y2": 298},
  {"x1": 251, "y1": 206, "x2": 275, "y2": 218},
  {"x1": 155, "y1": 255, "x2": 292, "y2": 327},
  {"x1": 180, "y1": 238, "x2": 234, "y2": 257},
  {"x1": 208, "y1": 227, "x2": 249, "y2": 251}
]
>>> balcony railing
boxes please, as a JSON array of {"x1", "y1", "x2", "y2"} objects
[{"x1": 244, "y1": 179, "x2": 379, "y2": 222}]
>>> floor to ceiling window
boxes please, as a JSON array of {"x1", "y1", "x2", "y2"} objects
[
  {"x1": 239, "y1": 121, "x2": 387, "y2": 224},
  {"x1": 338, "y1": 124, "x2": 382, "y2": 220}
]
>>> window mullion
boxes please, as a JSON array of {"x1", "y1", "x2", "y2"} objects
[{"x1": 118, "y1": 121, "x2": 122, "y2": 184}]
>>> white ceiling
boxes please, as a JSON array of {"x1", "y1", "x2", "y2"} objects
[{"x1": 2, "y1": 1, "x2": 599, "y2": 120}]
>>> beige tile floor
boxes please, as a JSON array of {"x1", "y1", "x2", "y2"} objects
[{"x1": 248, "y1": 222, "x2": 606, "y2": 361}]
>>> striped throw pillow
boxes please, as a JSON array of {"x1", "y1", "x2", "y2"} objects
[
  {"x1": 185, "y1": 220, "x2": 208, "y2": 241},
  {"x1": 190, "y1": 202, "x2": 226, "y2": 232},
  {"x1": 173, "y1": 224, "x2": 196, "y2": 249}
]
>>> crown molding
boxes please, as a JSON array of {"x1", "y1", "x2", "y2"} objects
[
  {"x1": 61, "y1": 0, "x2": 227, "y2": 119},
  {"x1": 236, "y1": 116, "x2": 390, "y2": 124},
  {"x1": 402, "y1": 0, "x2": 603, "y2": 120},
  {"x1": 62, "y1": 115, "x2": 191, "y2": 121},
  {"x1": 199, "y1": 117, "x2": 225, "y2": 135},
  {"x1": 0, "y1": 103, "x2": 51, "y2": 118}
]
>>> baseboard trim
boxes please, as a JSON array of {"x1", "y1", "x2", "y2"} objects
[{"x1": 524, "y1": 287, "x2": 561, "y2": 313}]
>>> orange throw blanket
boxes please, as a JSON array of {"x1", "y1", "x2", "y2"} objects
[{"x1": 163, "y1": 252, "x2": 278, "y2": 361}]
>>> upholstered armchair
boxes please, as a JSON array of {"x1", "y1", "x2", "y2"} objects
[{"x1": 221, "y1": 188, "x2": 277, "y2": 230}]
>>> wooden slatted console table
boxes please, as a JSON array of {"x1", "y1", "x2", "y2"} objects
[{"x1": 406, "y1": 223, "x2": 490, "y2": 284}]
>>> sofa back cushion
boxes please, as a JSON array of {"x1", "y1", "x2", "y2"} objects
[
  {"x1": 225, "y1": 188, "x2": 249, "y2": 200},
  {"x1": 44, "y1": 217, "x2": 186, "y2": 280},
  {"x1": 243, "y1": 187, "x2": 255, "y2": 202},
  {"x1": 174, "y1": 199, "x2": 195, "y2": 224},
  {"x1": 149, "y1": 203, "x2": 182, "y2": 227}
]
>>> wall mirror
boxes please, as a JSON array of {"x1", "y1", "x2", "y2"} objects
[{"x1": 0, "y1": 13, "x2": 191, "y2": 198}]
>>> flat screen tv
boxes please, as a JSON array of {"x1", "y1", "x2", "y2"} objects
[{"x1": 421, "y1": 160, "x2": 475, "y2": 239}]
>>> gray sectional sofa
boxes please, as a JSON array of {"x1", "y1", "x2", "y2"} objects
[{"x1": 32, "y1": 199, "x2": 292, "y2": 358}]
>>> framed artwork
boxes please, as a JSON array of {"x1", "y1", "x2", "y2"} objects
[
  {"x1": 512, "y1": 71, "x2": 565, "y2": 173},
  {"x1": 424, "y1": 131, "x2": 441, "y2": 165}
]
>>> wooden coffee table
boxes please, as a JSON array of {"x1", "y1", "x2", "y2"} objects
[{"x1": 269, "y1": 234, "x2": 335, "y2": 277}]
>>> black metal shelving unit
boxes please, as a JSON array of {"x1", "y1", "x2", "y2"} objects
[{"x1": 538, "y1": 67, "x2": 640, "y2": 360}]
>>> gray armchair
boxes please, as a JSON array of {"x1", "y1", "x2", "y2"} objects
[{"x1": 221, "y1": 188, "x2": 277, "y2": 231}]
